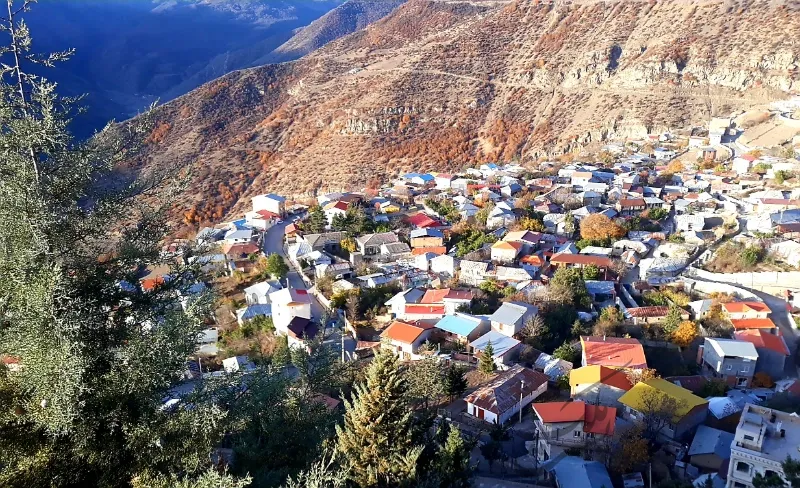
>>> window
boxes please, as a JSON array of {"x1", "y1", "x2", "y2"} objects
[
  {"x1": 736, "y1": 462, "x2": 751, "y2": 474},
  {"x1": 734, "y1": 483, "x2": 747, "y2": 488},
  {"x1": 737, "y1": 377, "x2": 748, "y2": 387},
  {"x1": 573, "y1": 430, "x2": 581, "y2": 437},
  {"x1": 744, "y1": 435, "x2": 754, "y2": 441},
  {"x1": 587, "y1": 433, "x2": 595, "y2": 439},
  {"x1": 726, "y1": 364, "x2": 733, "y2": 371},
  {"x1": 741, "y1": 366, "x2": 749, "y2": 373}
]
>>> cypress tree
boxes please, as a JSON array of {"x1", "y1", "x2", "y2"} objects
[
  {"x1": 479, "y1": 341, "x2": 496, "y2": 374},
  {"x1": 336, "y1": 348, "x2": 422, "y2": 487}
]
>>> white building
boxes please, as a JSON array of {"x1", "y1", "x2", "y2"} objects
[
  {"x1": 727, "y1": 403, "x2": 800, "y2": 488},
  {"x1": 269, "y1": 288, "x2": 312, "y2": 335},
  {"x1": 252, "y1": 193, "x2": 286, "y2": 217}
]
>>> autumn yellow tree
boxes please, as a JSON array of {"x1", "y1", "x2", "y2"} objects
[
  {"x1": 580, "y1": 214, "x2": 626, "y2": 241},
  {"x1": 671, "y1": 320, "x2": 698, "y2": 348},
  {"x1": 664, "y1": 160, "x2": 685, "y2": 174},
  {"x1": 340, "y1": 237, "x2": 357, "y2": 253},
  {"x1": 514, "y1": 217, "x2": 545, "y2": 232},
  {"x1": 610, "y1": 426, "x2": 650, "y2": 473},
  {"x1": 625, "y1": 368, "x2": 660, "y2": 386}
]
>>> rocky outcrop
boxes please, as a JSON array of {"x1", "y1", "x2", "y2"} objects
[{"x1": 132, "y1": 0, "x2": 800, "y2": 226}]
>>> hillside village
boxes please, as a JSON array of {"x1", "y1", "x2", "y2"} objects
[{"x1": 138, "y1": 104, "x2": 800, "y2": 488}]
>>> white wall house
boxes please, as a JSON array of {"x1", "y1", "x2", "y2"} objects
[
  {"x1": 252, "y1": 193, "x2": 286, "y2": 217},
  {"x1": 727, "y1": 404, "x2": 800, "y2": 488}
]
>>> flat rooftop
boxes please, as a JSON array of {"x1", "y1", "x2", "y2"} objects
[{"x1": 734, "y1": 404, "x2": 800, "y2": 462}]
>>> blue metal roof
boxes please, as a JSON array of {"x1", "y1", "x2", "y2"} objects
[{"x1": 436, "y1": 314, "x2": 481, "y2": 337}]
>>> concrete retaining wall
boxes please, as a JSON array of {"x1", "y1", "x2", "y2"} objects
[{"x1": 689, "y1": 268, "x2": 800, "y2": 293}]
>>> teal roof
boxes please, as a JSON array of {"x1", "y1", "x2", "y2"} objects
[{"x1": 436, "y1": 314, "x2": 481, "y2": 337}]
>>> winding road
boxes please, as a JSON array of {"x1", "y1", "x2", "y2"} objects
[{"x1": 262, "y1": 219, "x2": 356, "y2": 359}]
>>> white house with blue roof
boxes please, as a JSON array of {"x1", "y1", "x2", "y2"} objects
[{"x1": 435, "y1": 313, "x2": 490, "y2": 344}]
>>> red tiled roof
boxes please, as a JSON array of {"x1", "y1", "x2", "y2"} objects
[
  {"x1": 444, "y1": 289, "x2": 473, "y2": 301},
  {"x1": 666, "y1": 375, "x2": 708, "y2": 394},
  {"x1": 380, "y1": 321, "x2": 427, "y2": 344},
  {"x1": 285, "y1": 223, "x2": 298, "y2": 234},
  {"x1": 1, "y1": 356, "x2": 20, "y2": 365},
  {"x1": 533, "y1": 401, "x2": 585, "y2": 423},
  {"x1": 328, "y1": 201, "x2": 349, "y2": 211},
  {"x1": 760, "y1": 199, "x2": 800, "y2": 206},
  {"x1": 627, "y1": 306, "x2": 670, "y2": 318},
  {"x1": 722, "y1": 301, "x2": 771, "y2": 314},
  {"x1": 730, "y1": 318, "x2": 777, "y2": 330},
  {"x1": 550, "y1": 254, "x2": 613, "y2": 267},
  {"x1": 406, "y1": 213, "x2": 440, "y2": 228},
  {"x1": 581, "y1": 336, "x2": 647, "y2": 369},
  {"x1": 520, "y1": 255, "x2": 544, "y2": 266},
  {"x1": 619, "y1": 198, "x2": 646, "y2": 207},
  {"x1": 411, "y1": 246, "x2": 447, "y2": 256},
  {"x1": 140, "y1": 276, "x2": 165, "y2": 291},
  {"x1": 421, "y1": 288, "x2": 450, "y2": 304},
  {"x1": 223, "y1": 242, "x2": 260, "y2": 258},
  {"x1": 257, "y1": 209, "x2": 280, "y2": 219},
  {"x1": 404, "y1": 304, "x2": 446, "y2": 315},
  {"x1": 735, "y1": 329, "x2": 789, "y2": 356},
  {"x1": 584, "y1": 404, "x2": 616, "y2": 436}
]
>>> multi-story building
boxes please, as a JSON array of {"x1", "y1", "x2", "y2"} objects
[
  {"x1": 727, "y1": 404, "x2": 800, "y2": 488},
  {"x1": 700, "y1": 338, "x2": 759, "y2": 388}
]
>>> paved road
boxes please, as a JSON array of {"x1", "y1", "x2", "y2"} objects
[{"x1": 262, "y1": 219, "x2": 356, "y2": 359}]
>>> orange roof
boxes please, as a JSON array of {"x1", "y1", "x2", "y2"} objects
[
  {"x1": 570, "y1": 365, "x2": 633, "y2": 391},
  {"x1": 421, "y1": 288, "x2": 450, "y2": 304},
  {"x1": 520, "y1": 255, "x2": 544, "y2": 266},
  {"x1": 735, "y1": 329, "x2": 789, "y2": 356},
  {"x1": 584, "y1": 404, "x2": 617, "y2": 436},
  {"x1": 722, "y1": 301, "x2": 771, "y2": 314},
  {"x1": 730, "y1": 318, "x2": 777, "y2": 330},
  {"x1": 404, "y1": 304, "x2": 446, "y2": 315},
  {"x1": 380, "y1": 321, "x2": 427, "y2": 344},
  {"x1": 492, "y1": 241, "x2": 523, "y2": 252},
  {"x1": 581, "y1": 336, "x2": 647, "y2": 369},
  {"x1": 140, "y1": 276, "x2": 165, "y2": 291},
  {"x1": 532, "y1": 401, "x2": 585, "y2": 423},
  {"x1": 411, "y1": 246, "x2": 447, "y2": 256}
]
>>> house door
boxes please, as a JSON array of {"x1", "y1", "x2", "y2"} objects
[{"x1": 477, "y1": 408, "x2": 484, "y2": 420}]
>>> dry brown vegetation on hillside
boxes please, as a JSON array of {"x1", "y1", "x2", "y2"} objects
[{"x1": 128, "y1": 0, "x2": 800, "y2": 228}]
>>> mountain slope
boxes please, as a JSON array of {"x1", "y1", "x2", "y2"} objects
[
  {"x1": 27, "y1": 0, "x2": 345, "y2": 137},
  {"x1": 129, "y1": 0, "x2": 800, "y2": 228},
  {"x1": 254, "y1": 0, "x2": 407, "y2": 64}
]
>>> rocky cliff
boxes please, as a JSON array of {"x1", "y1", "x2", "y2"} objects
[{"x1": 128, "y1": 0, "x2": 800, "y2": 228}]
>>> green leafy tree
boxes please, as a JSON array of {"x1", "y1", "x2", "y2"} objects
[
  {"x1": 443, "y1": 365, "x2": 468, "y2": 401},
  {"x1": 405, "y1": 357, "x2": 445, "y2": 410},
  {"x1": 266, "y1": 253, "x2": 289, "y2": 281},
  {"x1": 307, "y1": 206, "x2": 327, "y2": 233},
  {"x1": 549, "y1": 267, "x2": 590, "y2": 308},
  {"x1": 663, "y1": 304, "x2": 684, "y2": 334},
  {"x1": 552, "y1": 343, "x2": 579, "y2": 365},
  {"x1": 0, "y1": 4, "x2": 241, "y2": 485},
  {"x1": 479, "y1": 341, "x2": 496, "y2": 374},
  {"x1": 336, "y1": 349, "x2": 423, "y2": 487},
  {"x1": 435, "y1": 425, "x2": 475, "y2": 488},
  {"x1": 582, "y1": 264, "x2": 601, "y2": 280}
]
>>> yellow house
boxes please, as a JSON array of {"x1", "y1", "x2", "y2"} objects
[{"x1": 619, "y1": 379, "x2": 708, "y2": 441}]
